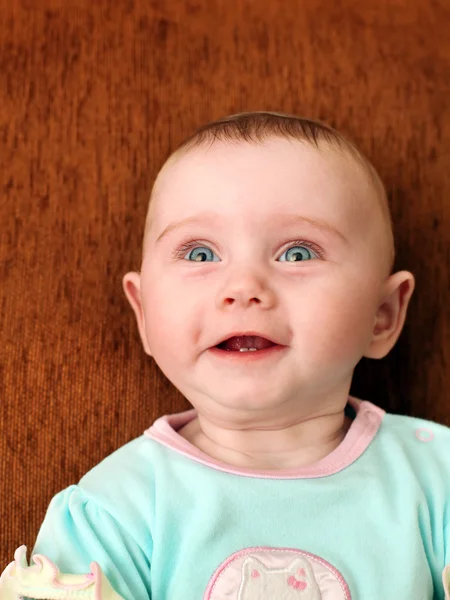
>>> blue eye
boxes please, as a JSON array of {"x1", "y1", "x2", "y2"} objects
[
  {"x1": 183, "y1": 246, "x2": 219, "y2": 262},
  {"x1": 279, "y1": 245, "x2": 318, "y2": 262},
  {"x1": 179, "y1": 242, "x2": 320, "y2": 262}
]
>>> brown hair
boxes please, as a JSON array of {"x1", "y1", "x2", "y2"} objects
[{"x1": 145, "y1": 111, "x2": 395, "y2": 274}]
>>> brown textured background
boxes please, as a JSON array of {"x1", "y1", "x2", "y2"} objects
[{"x1": 0, "y1": 0, "x2": 449, "y2": 568}]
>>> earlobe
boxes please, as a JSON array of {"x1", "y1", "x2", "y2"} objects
[
  {"x1": 364, "y1": 270, "x2": 415, "y2": 360},
  {"x1": 122, "y1": 272, "x2": 152, "y2": 356}
]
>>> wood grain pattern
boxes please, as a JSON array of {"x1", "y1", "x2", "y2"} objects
[{"x1": 0, "y1": 0, "x2": 448, "y2": 568}]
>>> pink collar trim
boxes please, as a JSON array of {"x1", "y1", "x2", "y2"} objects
[{"x1": 144, "y1": 396, "x2": 385, "y2": 479}]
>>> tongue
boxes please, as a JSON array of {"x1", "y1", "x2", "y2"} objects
[{"x1": 221, "y1": 336, "x2": 275, "y2": 351}]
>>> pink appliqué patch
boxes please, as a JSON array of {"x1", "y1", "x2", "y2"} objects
[{"x1": 204, "y1": 546, "x2": 352, "y2": 599}]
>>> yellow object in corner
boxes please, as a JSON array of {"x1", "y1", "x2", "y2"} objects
[
  {"x1": 0, "y1": 546, "x2": 125, "y2": 600},
  {"x1": 443, "y1": 565, "x2": 450, "y2": 600}
]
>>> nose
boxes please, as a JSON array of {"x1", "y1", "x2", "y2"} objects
[{"x1": 217, "y1": 268, "x2": 276, "y2": 309}]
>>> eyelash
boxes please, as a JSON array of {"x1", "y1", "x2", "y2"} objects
[{"x1": 171, "y1": 238, "x2": 326, "y2": 261}]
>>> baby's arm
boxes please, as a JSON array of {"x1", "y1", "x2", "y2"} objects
[{"x1": 0, "y1": 485, "x2": 152, "y2": 600}]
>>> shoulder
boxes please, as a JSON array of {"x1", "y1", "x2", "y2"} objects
[
  {"x1": 378, "y1": 410, "x2": 450, "y2": 473},
  {"x1": 381, "y1": 410, "x2": 450, "y2": 444},
  {"x1": 73, "y1": 433, "x2": 162, "y2": 520},
  {"x1": 84, "y1": 434, "x2": 156, "y2": 475}
]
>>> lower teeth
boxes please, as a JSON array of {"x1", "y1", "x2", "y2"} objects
[{"x1": 239, "y1": 348, "x2": 258, "y2": 352}]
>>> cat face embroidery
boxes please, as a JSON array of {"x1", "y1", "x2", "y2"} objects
[{"x1": 238, "y1": 556, "x2": 322, "y2": 599}]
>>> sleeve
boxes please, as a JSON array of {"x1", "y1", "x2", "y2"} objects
[{"x1": 0, "y1": 485, "x2": 152, "y2": 600}]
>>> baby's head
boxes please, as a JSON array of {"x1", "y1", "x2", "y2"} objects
[{"x1": 123, "y1": 112, "x2": 415, "y2": 424}]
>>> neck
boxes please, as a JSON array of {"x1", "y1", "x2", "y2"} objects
[{"x1": 182, "y1": 408, "x2": 352, "y2": 470}]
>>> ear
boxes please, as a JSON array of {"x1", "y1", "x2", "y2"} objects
[
  {"x1": 364, "y1": 270, "x2": 415, "y2": 360},
  {"x1": 122, "y1": 271, "x2": 152, "y2": 356}
]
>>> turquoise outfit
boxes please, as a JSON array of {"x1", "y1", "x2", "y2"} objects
[{"x1": 1, "y1": 396, "x2": 450, "y2": 599}]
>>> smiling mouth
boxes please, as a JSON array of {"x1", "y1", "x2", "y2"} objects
[
  {"x1": 218, "y1": 347, "x2": 266, "y2": 352},
  {"x1": 216, "y1": 336, "x2": 277, "y2": 352},
  {"x1": 209, "y1": 343, "x2": 285, "y2": 362}
]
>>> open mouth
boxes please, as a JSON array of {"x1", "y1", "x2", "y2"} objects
[
  {"x1": 209, "y1": 339, "x2": 285, "y2": 362},
  {"x1": 216, "y1": 335, "x2": 277, "y2": 352}
]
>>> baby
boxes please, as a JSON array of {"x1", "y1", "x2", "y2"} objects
[{"x1": 1, "y1": 111, "x2": 450, "y2": 600}]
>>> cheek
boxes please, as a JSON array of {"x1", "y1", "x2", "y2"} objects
[
  {"x1": 141, "y1": 278, "x2": 202, "y2": 353},
  {"x1": 290, "y1": 286, "x2": 376, "y2": 359}
]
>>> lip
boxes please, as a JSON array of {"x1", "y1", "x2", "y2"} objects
[
  {"x1": 212, "y1": 330, "x2": 284, "y2": 348},
  {"x1": 208, "y1": 344, "x2": 287, "y2": 363}
]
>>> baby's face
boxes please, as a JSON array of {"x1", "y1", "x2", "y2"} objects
[{"x1": 136, "y1": 138, "x2": 389, "y2": 421}]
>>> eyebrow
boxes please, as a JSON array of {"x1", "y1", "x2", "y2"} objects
[{"x1": 155, "y1": 211, "x2": 349, "y2": 246}]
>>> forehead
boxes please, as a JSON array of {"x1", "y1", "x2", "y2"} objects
[{"x1": 148, "y1": 138, "x2": 377, "y2": 236}]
